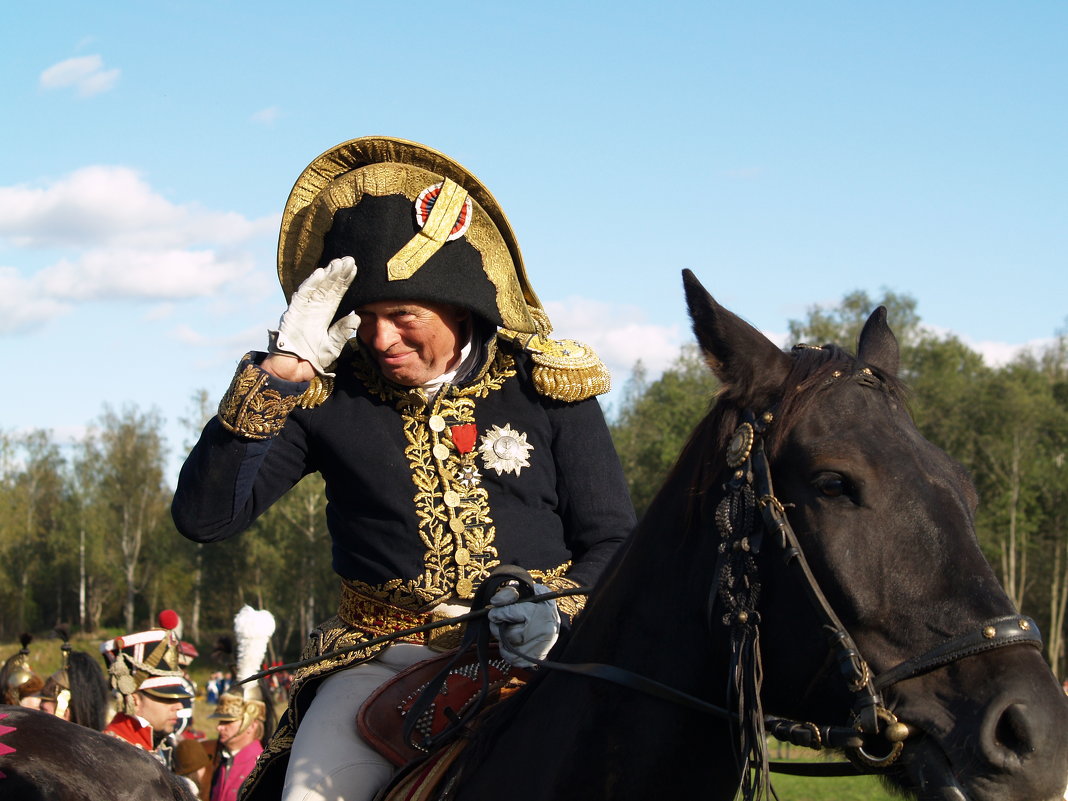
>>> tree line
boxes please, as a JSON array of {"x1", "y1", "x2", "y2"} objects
[{"x1": 2, "y1": 290, "x2": 1067, "y2": 678}]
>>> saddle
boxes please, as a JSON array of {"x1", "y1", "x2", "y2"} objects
[{"x1": 357, "y1": 643, "x2": 529, "y2": 767}]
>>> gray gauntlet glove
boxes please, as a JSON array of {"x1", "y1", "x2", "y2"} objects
[{"x1": 488, "y1": 583, "x2": 560, "y2": 668}]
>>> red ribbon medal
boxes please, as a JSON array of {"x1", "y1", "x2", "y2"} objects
[{"x1": 450, "y1": 424, "x2": 478, "y2": 454}]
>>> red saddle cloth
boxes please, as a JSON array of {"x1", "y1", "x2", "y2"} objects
[{"x1": 357, "y1": 645, "x2": 528, "y2": 768}]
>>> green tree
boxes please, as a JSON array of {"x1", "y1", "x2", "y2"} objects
[
  {"x1": 788, "y1": 289, "x2": 923, "y2": 355},
  {"x1": 610, "y1": 345, "x2": 720, "y2": 518},
  {"x1": 0, "y1": 430, "x2": 67, "y2": 635},
  {"x1": 76, "y1": 406, "x2": 171, "y2": 631}
]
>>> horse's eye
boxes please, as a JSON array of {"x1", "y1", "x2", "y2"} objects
[{"x1": 813, "y1": 473, "x2": 852, "y2": 498}]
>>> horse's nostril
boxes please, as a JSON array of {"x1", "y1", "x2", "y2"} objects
[{"x1": 991, "y1": 702, "x2": 1034, "y2": 759}]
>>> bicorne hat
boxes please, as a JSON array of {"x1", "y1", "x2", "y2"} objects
[{"x1": 277, "y1": 136, "x2": 543, "y2": 335}]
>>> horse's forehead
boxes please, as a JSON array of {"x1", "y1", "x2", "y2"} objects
[{"x1": 789, "y1": 378, "x2": 902, "y2": 435}]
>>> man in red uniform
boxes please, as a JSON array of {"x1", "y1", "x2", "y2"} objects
[{"x1": 100, "y1": 610, "x2": 196, "y2": 768}]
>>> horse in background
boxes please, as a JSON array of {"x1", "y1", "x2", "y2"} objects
[{"x1": 0, "y1": 705, "x2": 196, "y2": 800}]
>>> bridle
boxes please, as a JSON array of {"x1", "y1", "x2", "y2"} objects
[
  {"x1": 520, "y1": 371, "x2": 1043, "y2": 780},
  {"x1": 720, "y1": 396, "x2": 1042, "y2": 771}
]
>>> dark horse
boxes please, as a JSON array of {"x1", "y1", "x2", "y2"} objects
[
  {"x1": 0, "y1": 705, "x2": 195, "y2": 800},
  {"x1": 3, "y1": 272, "x2": 1068, "y2": 801},
  {"x1": 446, "y1": 271, "x2": 1068, "y2": 801}
]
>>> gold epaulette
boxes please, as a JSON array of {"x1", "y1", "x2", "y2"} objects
[
  {"x1": 217, "y1": 354, "x2": 334, "y2": 439},
  {"x1": 496, "y1": 330, "x2": 611, "y2": 402}
]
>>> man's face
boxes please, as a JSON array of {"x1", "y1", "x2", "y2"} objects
[
  {"x1": 39, "y1": 698, "x2": 70, "y2": 720},
  {"x1": 356, "y1": 300, "x2": 468, "y2": 387},
  {"x1": 132, "y1": 691, "x2": 183, "y2": 735},
  {"x1": 216, "y1": 717, "x2": 258, "y2": 753}
]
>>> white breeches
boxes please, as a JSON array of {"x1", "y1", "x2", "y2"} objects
[{"x1": 280, "y1": 643, "x2": 433, "y2": 801}]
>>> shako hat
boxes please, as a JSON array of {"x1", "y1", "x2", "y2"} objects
[
  {"x1": 278, "y1": 136, "x2": 543, "y2": 334},
  {"x1": 100, "y1": 609, "x2": 195, "y2": 701}
]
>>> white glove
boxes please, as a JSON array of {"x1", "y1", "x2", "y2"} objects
[
  {"x1": 269, "y1": 257, "x2": 360, "y2": 377},
  {"x1": 487, "y1": 583, "x2": 560, "y2": 668}
]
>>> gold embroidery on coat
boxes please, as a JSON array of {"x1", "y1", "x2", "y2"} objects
[
  {"x1": 351, "y1": 346, "x2": 518, "y2": 605},
  {"x1": 217, "y1": 358, "x2": 334, "y2": 439}
]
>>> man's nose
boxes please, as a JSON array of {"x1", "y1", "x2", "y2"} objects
[{"x1": 369, "y1": 319, "x2": 400, "y2": 351}]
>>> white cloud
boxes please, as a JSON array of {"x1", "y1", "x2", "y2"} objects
[
  {"x1": 544, "y1": 297, "x2": 686, "y2": 386},
  {"x1": 0, "y1": 266, "x2": 70, "y2": 333},
  {"x1": 921, "y1": 324, "x2": 1052, "y2": 368},
  {"x1": 251, "y1": 106, "x2": 281, "y2": 125},
  {"x1": 970, "y1": 337, "x2": 1053, "y2": 367},
  {"x1": 0, "y1": 166, "x2": 278, "y2": 249},
  {"x1": 37, "y1": 248, "x2": 255, "y2": 301},
  {"x1": 0, "y1": 166, "x2": 276, "y2": 334},
  {"x1": 39, "y1": 55, "x2": 120, "y2": 97}
]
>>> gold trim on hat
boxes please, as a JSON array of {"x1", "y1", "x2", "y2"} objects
[{"x1": 277, "y1": 137, "x2": 542, "y2": 334}]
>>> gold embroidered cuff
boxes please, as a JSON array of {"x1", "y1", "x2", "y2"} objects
[
  {"x1": 534, "y1": 573, "x2": 587, "y2": 621},
  {"x1": 217, "y1": 355, "x2": 334, "y2": 440}
]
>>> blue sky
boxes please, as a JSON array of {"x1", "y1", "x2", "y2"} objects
[{"x1": 2, "y1": 2, "x2": 1066, "y2": 485}]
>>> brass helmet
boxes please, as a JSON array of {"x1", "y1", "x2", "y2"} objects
[
  {"x1": 39, "y1": 625, "x2": 73, "y2": 717},
  {"x1": 210, "y1": 606, "x2": 276, "y2": 737},
  {"x1": 3, "y1": 634, "x2": 43, "y2": 703},
  {"x1": 209, "y1": 692, "x2": 266, "y2": 736}
]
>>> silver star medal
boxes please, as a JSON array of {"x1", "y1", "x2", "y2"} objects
[{"x1": 479, "y1": 423, "x2": 533, "y2": 476}]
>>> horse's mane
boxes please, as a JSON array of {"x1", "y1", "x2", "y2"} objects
[{"x1": 66, "y1": 650, "x2": 111, "y2": 731}]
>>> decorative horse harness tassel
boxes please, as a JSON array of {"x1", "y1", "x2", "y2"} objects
[{"x1": 713, "y1": 411, "x2": 771, "y2": 800}]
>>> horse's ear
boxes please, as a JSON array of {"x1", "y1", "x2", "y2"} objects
[
  {"x1": 683, "y1": 269, "x2": 791, "y2": 395},
  {"x1": 856, "y1": 306, "x2": 899, "y2": 377}
]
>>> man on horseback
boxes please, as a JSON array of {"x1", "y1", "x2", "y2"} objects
[
  {"x1": 172, "y1": 137, "x2": 635, "y2": 801},
  {"x1": 100, "y1": 612, "x2": 197, "y2": 769}
]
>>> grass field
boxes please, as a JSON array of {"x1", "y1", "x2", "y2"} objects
[{"x1": 765, "y1": 769, "x2": 898, "y2": 801}]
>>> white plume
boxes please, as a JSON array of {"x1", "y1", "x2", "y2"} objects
[{"x1": 233, "y1": 605, "x2": 275, "y2": 699}]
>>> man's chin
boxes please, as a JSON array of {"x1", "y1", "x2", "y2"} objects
[{"x1": 378, "y1": 365, "x2": 422, "y2": 387}]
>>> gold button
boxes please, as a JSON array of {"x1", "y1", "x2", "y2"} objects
[
  {"x1": 456, "y1": 578, "x2": 474, "y2": 598},
  {"x1": 983, "y1": 626, "x2": 996, "y2": 639},
  {"x1": 449, "y1": 517, "x2": 465, "y2": 533},
  {"x1": 455, "y1": 547, "x2": 470, "y2": 565},
  {"x1": 429, "y1": 415, "x2": 446, "y2": 432},
  {"x1": 443, "y1": 490, "x2": 461, "y2": 507},
  {"x1": 432, "y1": 444, "x2": 450, "y2": 460}
]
